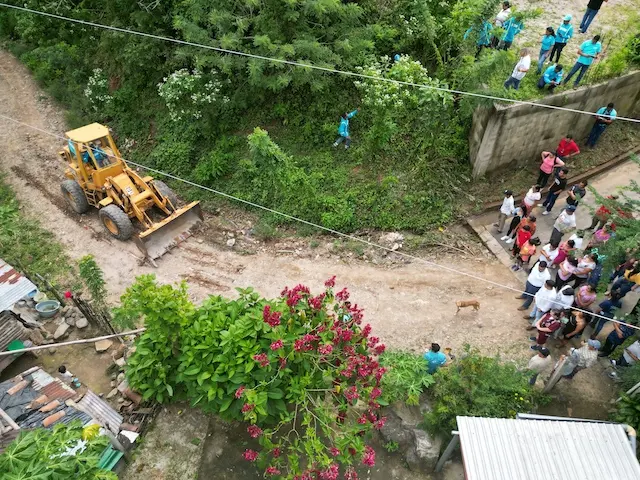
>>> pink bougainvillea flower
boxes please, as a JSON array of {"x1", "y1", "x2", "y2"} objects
[
  {"x1": 243, "y1": 449, "x2": 259, "y2": 462},
  {"x1": 319, "y1": 463, "x2": 339, "y2": 480},
  {"x1": 318, "y1": 344, "x2": 333, "y2": 355},
  {"x1": 270, "y1": 340, "x2": 284, "y2": 350},
  {"x1": 247, "y1": 425, "x2": 263, "y2": 438},
  {"x1": 329, "y1": 447, "x2": 340, "y2": 457},
  {"x1": 235, "y1": 386, "x2": 246, "y2": 399},
  {"x1": 370, "y1": 387, "x2": 382, "y2": 400},
  {"x1": 324, "y1": 275, "x2": 336, "y2": 288},
  {"x1": 345, "y1": 466, "x2": 359, "y2": 480},
  {"x1": 362, "y1": 446, "x2": 376, "y2": 467},
  {"x1": 253, "y1": 353, "x2": 270, "y2": 367},
  {"x1": 272, "y1": 447, "x2": 281, "y2": 458},
  {"x1": 279, "y1": 358, "x2": 287, "y2": 369},
  {"x1": 336, "y1": 287, "x2": 350, "y2": 301},
  {"x1": 344, "y1": 386, "x2": 359, "y2": 402},
  {"x1": 266, "y1": 466, "x2": 281, "y2": 476},
  {"x1": 357, "y1": 414, "x2": 368, "y2": 425},
  {"x1": 241, "y1": 403, "x2": 255, "y2": 413},
  {"x1": 374, "y1": 344, "x2": 386, "y2": 355},
  {"x1": 374, "y1": 417, "x2": 387, "y2": 430},
  {"x1": 361, "y1": 324, "x2": 372, "y2": 338}
]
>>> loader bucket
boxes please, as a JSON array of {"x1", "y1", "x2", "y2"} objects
[{"x1": 134, "y1": 201, "x2": 204, "y2": 262}]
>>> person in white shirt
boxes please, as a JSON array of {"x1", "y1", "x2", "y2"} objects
[
  {"x1": 504, "y1": 48, "x2": 531, "y2": 90},
  {"x1": 567, "y1": 231, "x2": 584, "y2": 250},
  {"x1": 495, "y1": 1, "x2": 512, "y2": 27},
  {"x1": 495, "y1": 189, "x2": 514, "y2": 233},
  {"x1": 538, "y1": 242, "x2": 560, "y2": 265},
  {"x1": 557, "y1": 285, "x2": 575, "y2": 310},
  {"x1": 528, "y1": 347, "x2": 553, "y2": 385},
  {"x1": 523, "y1": 185, "x2": 542, "y2": 213},
  {"x1": 614, "y1": 340, "x2": 640, "y2": 367},
  {"x1": 517, "y1": 261, "x2": 551, "y2": 310},
  {"x1": 550, "y1": 205, "x2": 577, "y2": 244},
  {"x1": 525, "y1": 279, "x2": 558, "y2": 324}
]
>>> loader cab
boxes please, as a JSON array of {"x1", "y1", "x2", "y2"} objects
[{"x1": 64, "y1": 124, "x2": 124, "y2": 188}]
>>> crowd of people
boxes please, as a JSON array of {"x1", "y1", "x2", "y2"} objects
[
  {"x1": 465, "y1": 0, "x2": 610, "y2": 91},
  {"x1": 493, "y1": 132, "x2": 639, "y2": 386}
]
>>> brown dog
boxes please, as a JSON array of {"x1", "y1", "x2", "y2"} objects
[{"x1": 455, "y1": 300, "x2": 480, "y2": 315}]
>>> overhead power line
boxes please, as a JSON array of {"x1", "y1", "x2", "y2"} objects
[
  {"x1": 0, "y1": 3, "x2": 639, "y2": 124},
  {"x1": 0, "y1": 112, "x2": 637, "y2": 331}
]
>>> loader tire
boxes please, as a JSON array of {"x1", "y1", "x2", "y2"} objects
[
  {"x1": 61, "y1": 180, "x2": 89, "y2": 214},
  {"x1": 152, "y1": 180, "x2": 178, "y2": 211},
  {"x1": 99, "y1": 205, "x2": 134, "y2": 241}
]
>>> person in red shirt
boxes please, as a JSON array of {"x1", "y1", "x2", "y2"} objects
[
  {"x1": 556, "y1": 134, "x2": 580, "y2": 160},
  {"x1": 588, "y1": 194, "x2": 618, "y2": 230},
  {"x1": 531, "y1": 309, "x2": 562, "y2": 349},
  {"x1": 512, "y1": 224, "x2": 532, "y2": 258}
]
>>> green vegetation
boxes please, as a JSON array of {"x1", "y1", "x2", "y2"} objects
[
  {"x1": 379, "y1": 350, "x2": 434, "y2": 406},
  {"x1": 79, "y1": 254, "x2": 108, "y2": 308},
  {"x1": 424, "y1": 346, "x2": 547, "y2": 436},
  {"x1": 0, "y1": 422, "x2": 117, "y2": 479},
  {"x1": 116, "y1": 274, "x2": 389, "y2": 476},
  {"x1": 2, "y1": 1, "x2": 636, "y2": 232},
  {"x1": 0, "y1": 175, "x2": 73, "y2": 284}
]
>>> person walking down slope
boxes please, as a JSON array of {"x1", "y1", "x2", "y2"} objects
[
  {"x1": 580, "y1": 0, "x2": 608, "y2": 33},
  {"x1": 424, "y1": 343, "x2": 448, "y2": 373},
  {"x1": 491, "y1": 1, "x2": 512, "y2": 48},
  {"x1": 563, "y1": 35, "x2": 602, "y2": 88},
  {"x1": 504, "y1": 48, "x2": 531, "y2": 90},
  {"x1": 537, "y1": 64, "x2": 563, "y2": 92},
  {"x1": 501, "y1": 15, "x2": 525, "y2": 50},
  {"x1": 537, "y1": 27, "x2": 556, "y2": 73},
  {"x1": 465, "y1": 20, "x2": 493, "y2": 58},
  {"x1": 550, "y1": 15, "x2": 574, "y2": 63},
  {"x1": 586, "y1": 103, "x2": 616, "y2": 147},
  {"x1": 333, "y1": 108, "x2": 360, "y2": 150}
]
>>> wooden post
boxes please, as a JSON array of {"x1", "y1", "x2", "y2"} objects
[{"x1": 543, "y1": 355, "x2": 567, "y2": 393}]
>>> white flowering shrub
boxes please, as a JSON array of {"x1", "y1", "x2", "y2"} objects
[
  {"x1": 157, "y1": 69, "x2": 229, "y2": 122},
  {"x1": 84, "y1": 68, "x2": 113, "y2": 112}
]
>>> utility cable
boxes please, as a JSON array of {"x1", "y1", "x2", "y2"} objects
[
  {"x1": 0, "y1": 112, "x2": 637, "y2": 331},
  {"x1": 0, "y1": 3, "x2": 638, "y2": 124}
]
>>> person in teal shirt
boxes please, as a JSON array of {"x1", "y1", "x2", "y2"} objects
[
  {"x1": 501, "y1": 15, "x2": 524, "y2": 50},
  {"x1": 550, "y1": 15, "x2": 574, "y2": 63},
  {"x1": 332, "y1": 108, "x2": 360, "y2": 150},
  {"x1": 586, "y1": 103, "x2": 616, "y2": 147},
  {"x1": 424, "y1": 343, "x2": 448, "y2": 374},
  {"x1": 537, "y1": 64, "x2": 563, "y2": 91},
  {"x1": 464, "y1": 20, "x2": 493, "y2": 58},
  {"x1": 537, "y1": 27, "x2": 556, "y2": 73},
  {"x1": 563, "y1": 35, "x2": 601, "y2": 87}
]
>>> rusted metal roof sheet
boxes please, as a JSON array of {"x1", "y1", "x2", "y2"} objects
[
  {"x1": 0, "y1": 311, "x2": 28, "y2": 354},
  {"x1": 0, "y1": 428, "x2": 21, "y2": 454},
  {"x1": 0, "y1": 259, "x2": 36, "y2": 312},
  {"x1": 77, "y1": 390, "x2": 123, "y2": 433},
  {"x1": 39, "y1": 382, "x2": 76, "y2": 403}
]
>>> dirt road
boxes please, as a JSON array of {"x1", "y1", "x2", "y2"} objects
[{"x1": 0, "y1": 49, "x2": 529, "y2": 359}]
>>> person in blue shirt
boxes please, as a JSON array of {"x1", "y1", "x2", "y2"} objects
[
  {"x1": 500, "y1": 14, "x2": 524, "y2": 50},
  {"x1": 550, "y1": 15, "x2": 574, "y2": 63},
  {"x1": 562, "y1": 35, "x2": 601, "y2": 87},
  {"x1": 586, "y1": 102, "x2": 616, "y2": 147},
  {"x1": 537, "y1": 64, "x2": 563, "y2": 91},
  {"x1": 464, "y1": 20, "x2": 493, "y2": 58},
  {"x1": 598, "y1": 320, "x2": 635, "y2": 358},
  {"x1": 332, "y1": 108, "x2": 360, "y2": 150},
  {"x1": 68, "y1": 140, "x2": 90, "y2": 164},
  {"x1": 590, "y1": 291, "x2": 622, "y2": 337},
  {"x1": 537, "y1": 27, "x2": 556, "y2": 73},
  {"x1": 424, "y1": 343, "x2": 448, "y2": 374}
]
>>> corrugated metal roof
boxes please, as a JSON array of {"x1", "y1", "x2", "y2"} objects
[
  {"x1": 0, "y1": 312, "x2": 28, "y2": 358},
  {"x1": 77, "y1": 390, "x2": 123, "y2": 433},
  {"x1": 457, "y1": 416, "x2": 640, "y2": 480},
  {"x1": 0, "y1": 259, "x2": 36, "y2": 312}
]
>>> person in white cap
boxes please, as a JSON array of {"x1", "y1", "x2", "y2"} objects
[{"x1": 550, "y1": 15, "x2": 574, "y2": 63}]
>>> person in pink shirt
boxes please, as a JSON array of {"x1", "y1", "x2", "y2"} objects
[
  {"x1": 536, "y1": 151, "x2": 565, "y2": 188},
  {"x1": 556, "y1": 256, "x2": 578, "y2": 288},
  {"x1": 574, "y1": 284, "x2": 597, "y2": 309}
]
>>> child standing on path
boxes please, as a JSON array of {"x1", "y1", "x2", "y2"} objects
[
  {"x1": 333, "y1": 108, "x2": 360, "y2": 149},
  {"x1": 495, "y1": 190, "x2": 514, "y2": 233}
]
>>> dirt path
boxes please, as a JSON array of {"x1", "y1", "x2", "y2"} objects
[{"x1": 0, "y1": 48, "x2": 528, "y2": 361}]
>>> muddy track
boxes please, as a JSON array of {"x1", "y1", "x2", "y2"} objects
[{"x1": 0, "y1": 48, "x2": 534, "y2": 358}]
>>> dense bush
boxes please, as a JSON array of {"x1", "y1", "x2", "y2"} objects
[
  {"x1": 424, "y1": 346, "x2": 547, "y2": 436},
  {"x1": 379, "y1": 350, "x2": 434, "y2": 405},
  {"x1": 119, "y1": 275, "x2": 389, "y2": 477}
]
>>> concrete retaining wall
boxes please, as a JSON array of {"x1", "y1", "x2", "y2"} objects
[{"x1": 469, "y1": 70, "x2": 640, "y2": 178}]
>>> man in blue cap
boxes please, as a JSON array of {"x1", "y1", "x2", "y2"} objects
[
  {"x1": 537, "y1": 64, "x2": 563, "y2": 91},
  {"x1": 563, "y1": 35, "x2": 602, "y2": 87},
  {"x1": 550, "y1": 15, "x2": 574, "y2": 63},
  {"x1": 561, "y1": 339, "x2": 600, "y2": 379}
]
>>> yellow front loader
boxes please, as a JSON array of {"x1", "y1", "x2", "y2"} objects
[{"x1": 58, "y1": 123, "x2": 203, "y2": 263}]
